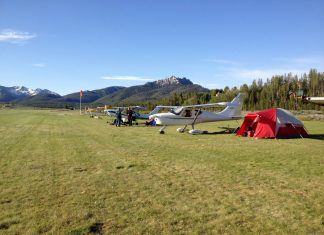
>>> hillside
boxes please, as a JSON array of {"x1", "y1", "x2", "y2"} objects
[
  {"x1": 0, "y1": 76, "x2": 209, "y2": 106},
  {"x1": 59, "y1": 86, "x2": 125, "y2": 103},
  {"x1": 95, "y1": 76, "x2": 208, "y2": 104}
]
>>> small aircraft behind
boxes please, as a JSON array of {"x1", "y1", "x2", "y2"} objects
[
  {"x1": 151, "y1": 93, "x2": 245, "y2": 134},
  {"x1": 302, "y1": 96, "x2": 324, "y2": 106},
  {"x1": 289, "y1": 89, "x2": 324, "y2": 106},
  {"x1": 104, "y1": 105, "x2": 177, "y2": 121},
  {"x1": 105, "y1": 106, "x2": 145, "y2": 119}
]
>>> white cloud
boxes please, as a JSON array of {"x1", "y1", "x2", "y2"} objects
[
  {"x1": 32, "y1": 63, "x2": 46, "y2": 68},
  {"x1": 278, "y1": 56, "x2": 324, "y2": 67},
  {"x1": 102, "y1": 76, "x2": 153, "y2": 81},
  {"x1": 204, "y1": 56, "x2": 324, "y2": 88},
  {"x1": 232, "y1": 68, "x2": 308, "y2": 80},
  {"x1": 200, "y1": 83, "x2": 223, "y2": 89},
  {"x1": 211, "y1": 59, "x2": 233, "y2": 64},
  {"x1": 279, "y1": 56, "x2": 324, "y2": 70},
  {"x1": 211, "y1": 56, "x2": 324, "y2": 82},
  {"x1": 209, "y1": 59, "x2": 238, "y2": 65},
  {"x1": 292, "y1": 57, "x2": 321, "y2": 64},
  {"x1": 0, "y1": 29, "x2": 36, "y2": 43}
]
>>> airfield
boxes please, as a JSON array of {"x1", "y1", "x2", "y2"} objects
[{"x1": 1, "y1": 108, "x2": 324, "y2": 234}]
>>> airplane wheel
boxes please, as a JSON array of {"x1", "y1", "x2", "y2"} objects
[{"x1": 159, "y1": 131, "x2": 165, "y2": 134}]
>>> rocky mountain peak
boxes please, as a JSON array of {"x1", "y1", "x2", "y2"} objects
[
  {"x1": 12, "y1": 86, "x2": 59, "y2": 96},
  {"x1": 154, "y1": 76, "x2": 193, "y2": 86}
]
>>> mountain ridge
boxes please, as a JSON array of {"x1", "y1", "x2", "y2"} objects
[
  {"x1": 0, "y1": 85, "x2": 61, "y2": 102},
  {"x1": 0, "y1": 76, "x2": 209, "y2": 106}
]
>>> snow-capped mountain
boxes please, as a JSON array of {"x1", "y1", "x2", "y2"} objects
[
  {"x1": 0, "y1": 85, "x2": 61, "y2": 102},
  {"x1": 12, "y1": 86, "x2": 60, "y2": 96}
]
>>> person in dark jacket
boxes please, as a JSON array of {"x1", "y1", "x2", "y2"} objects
[
  {"x1": 116, "y1": 108, "x2": 122, "y2": 127},
  {"x1": 127, "y1": 107, "x2": 133, "y2": 126}
]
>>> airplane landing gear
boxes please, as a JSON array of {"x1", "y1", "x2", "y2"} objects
[
  {"x1": 177, "y1": 125, "x2": 188, "y2": 133},
  {"x1": 159, "y1": 126, "x2": 166, "y2": 134}
]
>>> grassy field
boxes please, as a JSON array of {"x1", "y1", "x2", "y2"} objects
[{"x1": 0, "y1": 109, "x2": 324, "y2": 235}]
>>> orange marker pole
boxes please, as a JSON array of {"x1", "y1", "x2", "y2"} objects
[{"x1": 80, "y1": 89, "x2": 83, "y2": 115}]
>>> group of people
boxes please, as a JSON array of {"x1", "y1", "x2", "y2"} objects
[{"x1": 115, "y1": 107, "x2": 134, "y2": 127}]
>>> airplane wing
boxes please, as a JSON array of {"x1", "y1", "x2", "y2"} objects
[
  {"x1": 155, "y1": 105, "x2": 179, "y2": 109},
  {"x1": 153, "y1": 103, "x2": 227, "y2": 110},
  {"x1": 181, "y1": 102, "x2": 229, "y2": 109}
]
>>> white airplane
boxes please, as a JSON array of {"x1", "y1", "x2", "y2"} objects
[
  {"x1": 290, "y1": 90, "x2": 324, "y2": 106},
  {"x1": 105, "y1": 109, "x2": 118, "y2": 117},
  {"x1": 105, "y1": 106, "x2": 144, "y2": 118},
  {"x1": 152, "y1": 93, "x2": 244, "y2": 134},
  {"x1": 302, "y1": 96, "x2": 324, "y2": 106},
  {"x1": 105, "y1": 105, "x2": 176, "y2": 121}
]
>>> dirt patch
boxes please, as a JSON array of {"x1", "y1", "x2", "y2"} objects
[
  {"x1": 0, "y1": 223, "x2": 9, "y2": 230},
  {"x1": 89, "y1": 222, "x2": 104, "y2": 234}
]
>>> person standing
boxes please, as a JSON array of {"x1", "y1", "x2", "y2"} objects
[
  {"x1": 116, "y1": 108, "x2": 122, "y2": 127},
  {"x1": 127, "y1": 107, "x2": 133, "y2": 126}
]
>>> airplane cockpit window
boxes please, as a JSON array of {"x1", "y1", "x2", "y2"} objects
[
  {"x1": 182, "y1": 109, "x2": 192, "y2": 117},
  {"x1": 171, "y1": 107, "x2": 183, "y2": 115}
]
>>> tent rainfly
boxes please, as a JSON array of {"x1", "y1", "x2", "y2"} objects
[{"x1": 236, "y1": 108, "x2": 308, "y2": 139}]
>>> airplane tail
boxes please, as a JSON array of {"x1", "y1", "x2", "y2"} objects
[{"x1": 219, "y1": 93, "x2": 244, "y2": 118}]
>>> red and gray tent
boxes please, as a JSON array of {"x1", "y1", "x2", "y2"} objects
[{"x1": 236, "y1": 108, "x2": 308, "y2": 138}]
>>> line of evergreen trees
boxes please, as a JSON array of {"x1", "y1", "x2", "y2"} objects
[{"x1": 143, "y1": 69, "x2": 324, "y2": 111}]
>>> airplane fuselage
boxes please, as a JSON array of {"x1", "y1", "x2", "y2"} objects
[
  {"x1": 304, "y1": 97, "x2": 324, "y2": 106},
  {"x1": 154, "y1": 109, "x2": 241, "y2": 126}
]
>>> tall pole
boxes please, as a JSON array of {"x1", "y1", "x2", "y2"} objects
[{"x1": 80, "y1": 89, "x2": 82, "y2": 115}]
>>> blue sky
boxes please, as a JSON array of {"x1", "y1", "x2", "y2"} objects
[{"x1": 0, "y1": 0, "x2": 323, "y2": 95}]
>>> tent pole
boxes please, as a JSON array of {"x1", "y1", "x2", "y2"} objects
[{"x1": 290, "y1": 123, "x2": 303, "y2": 138}]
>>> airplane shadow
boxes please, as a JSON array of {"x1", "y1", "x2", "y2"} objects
[
  {"x1": 306, "y1": 134, "x2": 324, "y2": 140},
  {"x1": 204, "y1": 130, "x2": 232, "y2": 135}
]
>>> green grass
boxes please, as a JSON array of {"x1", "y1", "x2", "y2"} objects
[{"x1": 0, "y1": 109, "x2": 324, "y2": 234}]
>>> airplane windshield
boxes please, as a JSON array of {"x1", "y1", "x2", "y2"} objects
[{"x1": 170, "y1": 107, "x2": 183, "y2": 115}]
